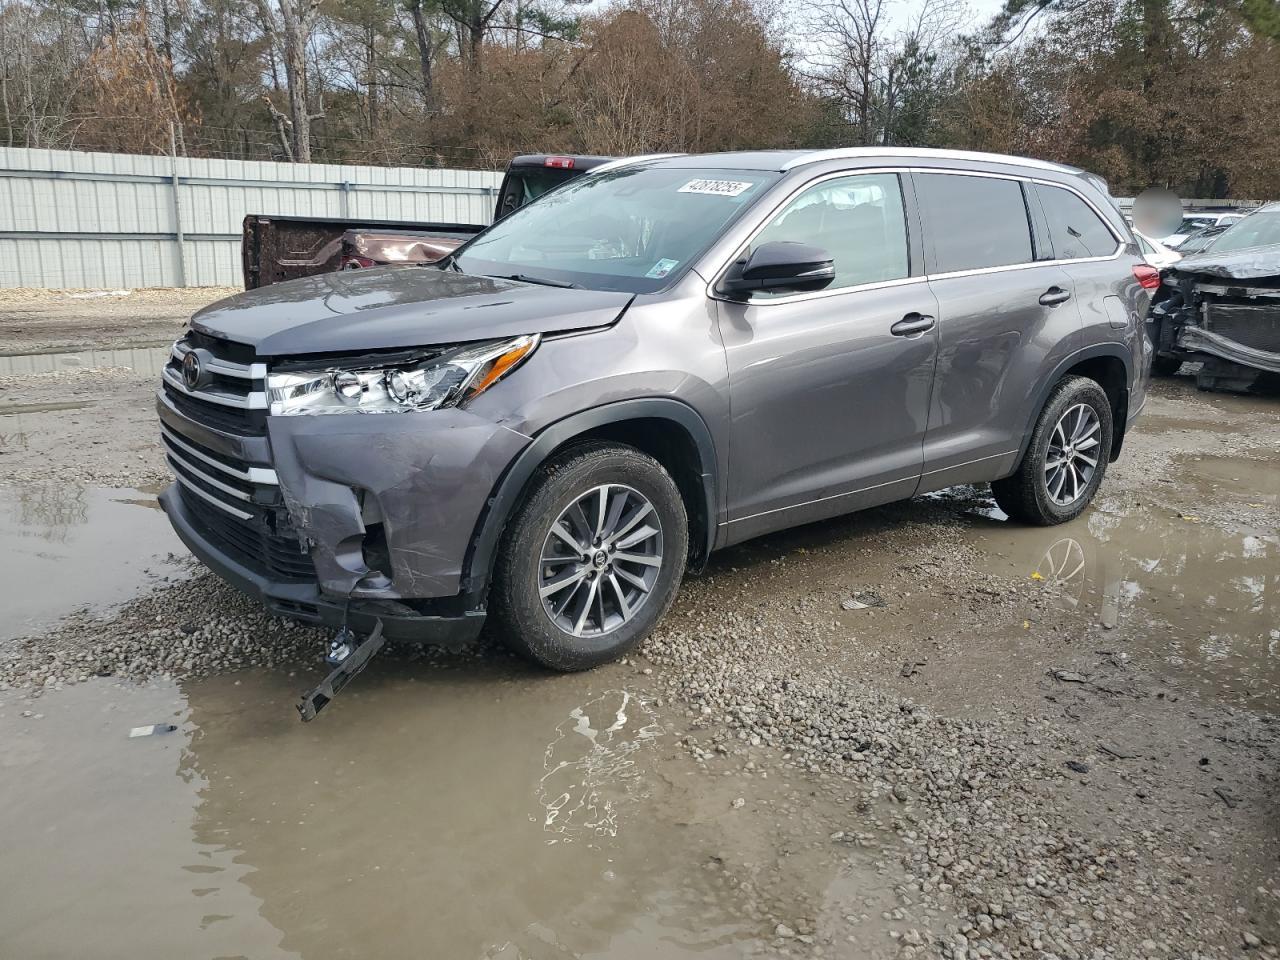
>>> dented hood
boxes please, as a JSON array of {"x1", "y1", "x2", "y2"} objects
[
  {"x1": 191, "y1": 266, "x2": 634, "y2": 356},
  {"x1": 1169, "y1": 245, "x2": 1280, "y2": 282}
]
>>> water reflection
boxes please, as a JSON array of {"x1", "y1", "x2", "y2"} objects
[
  {"x1": 0, "y1": 483, "x2": 185, "y2": 639},
  {"x1": 176, "y1": 667, "x2": 785, "y2": 959},
  {"x1": 967, "y1": 495, "x2": 1279, "y2": 706},
  {"x1": 537, "y1": 690, "x2": 664, "y2": 842}
]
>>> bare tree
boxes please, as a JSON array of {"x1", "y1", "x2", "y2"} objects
[{"x1": 255, "y1": 0, "x2": 325, "y2": 160}]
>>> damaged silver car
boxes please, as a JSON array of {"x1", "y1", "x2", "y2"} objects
[{"x1": 1149, "y1": 202, "x2": 1280, "y2": 392}]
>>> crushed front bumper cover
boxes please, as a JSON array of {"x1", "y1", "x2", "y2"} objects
[{"x1": 160, "y1": 483, "x2": 486, "y2": 646}]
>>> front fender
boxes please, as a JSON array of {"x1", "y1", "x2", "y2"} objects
[{"x1": 460, "y1": 397, "x2": 718, "y2": 605}]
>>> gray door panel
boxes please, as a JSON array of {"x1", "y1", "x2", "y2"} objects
[
  {"x1": 920, "y1": 265, "x2": 1084, "y2": 490},
  {"x1": 716, "y1": 282, "x2": 938, "y2": 544}
]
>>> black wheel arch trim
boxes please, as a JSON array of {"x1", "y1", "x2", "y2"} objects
[
  {"x1": 460, "y1": 398, "x2": 718, "y2": 606},
  {"x1": 1014, "y1": 343, "x2": 1133, "y2": 468}
]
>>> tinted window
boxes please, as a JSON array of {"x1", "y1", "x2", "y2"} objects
[
  {"x1": 916, "y1": 173, "x2": 1033, "y2": 273},
  {"x1": 748, "y1": 173, "x2": 909, "y2": 298},
  {"x1": 1038, "y1": 184, "x2": 1119, "y2": 259}
]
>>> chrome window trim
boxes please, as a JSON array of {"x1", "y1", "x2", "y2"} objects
[
  {"x1": 165, "y1": 450, "x2": 254, "y2": 502},
  {"x1": 704, "y1": 165, "x2": 1131, "y2": 307},
  {"x1": 162, "y1": 365, "x2": 269, "y2": 409},
  {"x1": 170, "y1": 472, "x2": 254, "y2": 520},
  {"x1": 160, "y1": 425, "x2": 278, "y2": 485},
  {"x1": 704, "y1": 166, "x2": 915, "y2": 305}
]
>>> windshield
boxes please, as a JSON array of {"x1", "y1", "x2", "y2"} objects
[
  {"x1": 456, "y1": 165, "x2": 781, "y2": 293},
  {"x1": 1174, "y1": 216, "x2": 1214, "y2": 234},
  {"x1": 1203, "y1": 211, "x2": 1280, "y2": 253}
]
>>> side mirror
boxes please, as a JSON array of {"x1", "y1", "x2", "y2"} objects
[{"x1": 721, "y1": 241, "x2": 835, "y2": 297}]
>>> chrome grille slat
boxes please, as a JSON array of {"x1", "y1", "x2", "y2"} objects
[
  {"x1": 162, "y1": 365, "x2": 268, "y2": 409},
  {"x1": 165, "y1": 451, "x2": 253, "y2": 502},
  {"x1": 160, "y1": 425, "x2": 277, "y2": 485},
  {"x1": 172, "y1": 473, "x2": 254, "y2": 520},
  {"x1": 171, "y1": 341, "x2": 267, "y2": 380}
]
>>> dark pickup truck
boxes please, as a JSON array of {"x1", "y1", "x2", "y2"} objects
[{"x1": 241, "y1": 154, "x2": 612, "y2": 289}]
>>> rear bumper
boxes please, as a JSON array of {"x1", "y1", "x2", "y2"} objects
[{"x1": 160, "y1": 483, "x2": 485, "y2": 646}]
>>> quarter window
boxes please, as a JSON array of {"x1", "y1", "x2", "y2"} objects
[
  {"x1": 746, "y1": 172, "x2": 910, "y2": 298},
  {"x1": 1037, "y1": 184, "x2": 1120, "y2": 260},
  {"x1": 916, "y1": 173, "x2": 1033, "y2": 273}
]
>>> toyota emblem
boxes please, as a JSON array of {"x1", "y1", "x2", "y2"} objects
[{"x1": 182, "y1": 350, "x2": 202, "y2": 390}]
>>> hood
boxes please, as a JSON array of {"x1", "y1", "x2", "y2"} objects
[
  {"x1": 1170, "y1": 245, "x2": 1280, "y2": 282},
  {"x1": 191, "y1": 266, "x2": 634, "y2": 356}
]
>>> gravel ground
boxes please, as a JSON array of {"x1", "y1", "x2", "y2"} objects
[{"x1": 2, "y1": 288, "x2": 1278, "y2": 958}]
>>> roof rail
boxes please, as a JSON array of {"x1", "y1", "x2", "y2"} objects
[{"x1": 781, "y1": 147, "x2": 1078, "y2": 175}]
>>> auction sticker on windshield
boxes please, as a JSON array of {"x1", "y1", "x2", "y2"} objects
[
  {"x1": 678, "y1": 179, "x2": 754, "y2": 197},
  {"x1": 645, "y1": 258, "x2": 680, "y2": 279}
]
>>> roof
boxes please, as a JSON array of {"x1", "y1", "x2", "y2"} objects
[{"x1": 645, "y1": 147, "x2": 1084, "y2": 177}]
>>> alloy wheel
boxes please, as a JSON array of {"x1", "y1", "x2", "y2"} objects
[
  {"x1": 1044, "y1": 403, "x2": 1101, "y2": 506},
  {"x1": 538, "y1": 484, "x2": 664, "y2": 638}
]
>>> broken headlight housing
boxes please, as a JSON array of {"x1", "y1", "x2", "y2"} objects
[{"x1": 267, "y1": 335, "x2": 539, "y2": 416}]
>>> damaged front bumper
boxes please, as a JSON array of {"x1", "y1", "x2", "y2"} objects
[
  {"x1": 1151, "y1": 250, "x2": 1280, "y2": 383},
  {"x1": 161, "y1": 483, "x2": 485, "y2": 644},
  {"x1": 156, "y1": 365, "x2": 531, "y2": 645}
]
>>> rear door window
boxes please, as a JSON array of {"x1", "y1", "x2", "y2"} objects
[
  {"x1": 1036, "y1": 184, "x2": 1120, "y2": 260},
  {"x1": 915, "y1": 173, "x2": 1034, "y2": 274}
]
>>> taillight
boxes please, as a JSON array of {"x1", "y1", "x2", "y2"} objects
[
  {"x1": 544, "y1": 156, "x2": 575, "y2": 169},
  {"x1": 1132, "y1": 264, "x2": 1161, "y2": 290},
  {"x1": 341, "y1": 255, "x2": 376, "y2": 270}
]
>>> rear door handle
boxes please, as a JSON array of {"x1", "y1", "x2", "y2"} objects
[
  {"x1": 890, "y1": 313, "x2": 935, "y2": 337},
  {"x1": 1039, "y1": 286, "x2": 1072, "y2": 306}
]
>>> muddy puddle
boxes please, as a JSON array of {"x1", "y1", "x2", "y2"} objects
[
  {"x1": 0, "y1": 666, "x2": 896, "y2": 960},
  {"x1": 0, "y1": 483, "x2": 188, "y2": 639},
  {"x1": 0, "y1": 343, "x2": 171, "y2": 378},
  {"x1": 961, "y1": 480, "x2": 1279, "y2": 709}
]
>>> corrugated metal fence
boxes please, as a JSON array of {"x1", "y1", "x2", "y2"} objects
[{"x1": 0, "y1": 148, "x2": 502, "y2": 289}]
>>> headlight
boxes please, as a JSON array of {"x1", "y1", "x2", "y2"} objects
[{"x1": 267, "y1": 335, "x2": 539, "y2": 416}]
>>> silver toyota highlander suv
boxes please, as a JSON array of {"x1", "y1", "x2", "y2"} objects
[{"x1": 158, "y1": 148, "x2": 1154, "y2": 677}]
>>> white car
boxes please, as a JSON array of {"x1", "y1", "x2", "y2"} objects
[
  {"x1": 1134, "y1": 230, "x2": 1182, "y2": 268},
  {"x1": 1162, "y1": 213, "x2": 1244, "y2": 248}
]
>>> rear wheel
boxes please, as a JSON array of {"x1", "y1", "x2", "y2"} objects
[
  {"x1": 991, "y1": 376, "x2": 1114, "y2": 526},
  {"x1": 491, "y1": 442, "x2": 688, "y2": 671}
]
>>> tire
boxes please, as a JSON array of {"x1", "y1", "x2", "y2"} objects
[
  {"x1": 491, "y1": 441, "x2": 688, "y2": 671},
  {"x1": 990, "y1": 376, "x2": 1114, "y2": 526},
  {"x1": 1150, "y1": 355, "x2": 1182, "y2": 377}
]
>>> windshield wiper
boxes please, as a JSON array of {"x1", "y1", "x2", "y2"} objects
[{"x1": 495, "y1": 273, "x2": 578, "y2": 289}]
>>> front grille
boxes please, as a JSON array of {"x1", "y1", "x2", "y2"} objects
[
  {"x1": 163, "y1": 333, "x2": 315, "y2": 583},
  {"x1": 181, "y1": 485, "x2": 316, "y2": 582},
  {"x1": 162, "y1": 338, "x2": 269, "y2": 437},
  {"x1": 1203, "y1": 301, "x2": 1280, "y2": 353},
  {"x1": 164, "y1": 386, "x2": 266, "y2": 435}
]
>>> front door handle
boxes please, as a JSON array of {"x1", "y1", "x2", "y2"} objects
[
  {"x1": 1039, "y1": 286, "x2": 1072, "y2": 306},
  {"x1": 890, "y1": 313, "x2": 935, "y2": 337}
]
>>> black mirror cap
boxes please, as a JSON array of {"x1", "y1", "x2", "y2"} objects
[{"x1": 721, "y1": 241, "x2": 836, "y2": 296}]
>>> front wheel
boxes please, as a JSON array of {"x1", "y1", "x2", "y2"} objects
[
  {"x1": 991, "y1": 376, "x2": 1114, "y2": 526},
  {"x1": 491, "y1": 441, "x2": 688, "y2": 671}
]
